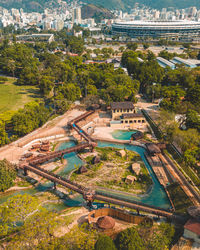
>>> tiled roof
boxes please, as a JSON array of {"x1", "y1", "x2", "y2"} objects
[
  {"x1": 111, "y1": 102, "x2": 134, "y2": 110},
  {"x1": 184, "y1": 219, "x2": 200, "y2": 236},
  {"x1": 122, "y1": 113, "x2": 144, "y2": 119}
]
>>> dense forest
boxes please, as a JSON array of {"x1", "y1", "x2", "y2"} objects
[
  {"x1": 0, "y1": 30, "x2": 139, "y2": 147},
  {"x1": 0, "y1": 28, "x2": 199, "y2": 186}
]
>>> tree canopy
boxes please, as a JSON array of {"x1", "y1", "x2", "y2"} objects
[{"x1": 0, "y1": 159, "x2": 16, "y2": 192}]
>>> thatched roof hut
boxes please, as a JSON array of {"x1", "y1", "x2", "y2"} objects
[
  {"x1": 97, "y1": 216, "x2": 115, "y2": 229},
  {"x1": 131, "y1": 131, "x2": 144, "y2": 141},
  {"x1": 146, "y1": 143, "x2": 161, "y2": 155},
  {"x1": 23, "y1": 153, "x2": 33, "y2": 158},
  {"x1": 79, "y1": 165, "x2": 88, "y2": 174},
  {"x1": 40, "y1": 145, "x2": 50, "y2": 152},
  {"x1": 42, "y1": 141, "x2": 50, "y2": 145},
  {"x1": 125, "y1": 175, "x2": 137, "y2": 184},
  {"x1": 32, "y1": 144, "x2": 41, "y2": 149}
]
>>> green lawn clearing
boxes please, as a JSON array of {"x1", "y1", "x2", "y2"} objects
[{"x1": 0, "y1": 77, "x2": 41, "y2": 121}]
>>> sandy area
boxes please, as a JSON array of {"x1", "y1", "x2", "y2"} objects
[
  {"x1": 93, "y1": 127, "x2": 116, "y2": 140},
  {"x1": 0, "y1": 109, "x2": 84, "y2": 163},
  {"x1": 135, "y1": 95, "x2": 159, "y2": 112}
]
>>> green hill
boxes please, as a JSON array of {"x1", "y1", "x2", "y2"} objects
[
  {"x1": 0, "y1": 0, "x2": 60, "y2": 12},
  {"x1": 82, "y1": 0, "x2": 200, "y2": 10},
  {"x1": 81, "y1": 4, "x2": 114, "y2": 20},
  {"x1": 0, "y1": 0, "x2": 199, "y2": 12}
]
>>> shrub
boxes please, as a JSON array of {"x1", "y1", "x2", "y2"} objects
[
  {"x1": 0, "y1": 159, "x2": 16, "y2": 191},
  {"x1": 115, "y1": 227, "x2": 145, "y2": 250},
  {"x1": 95, "y1": 235, "x2": 116, "y2": 250}
]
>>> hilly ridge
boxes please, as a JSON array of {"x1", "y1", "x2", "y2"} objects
[
  {"x1": 82, "y1": 0, "x2": 200, "y2": 10},
  {"x1": 0, "y1": 0, "x2": 199, "y2": 12}
]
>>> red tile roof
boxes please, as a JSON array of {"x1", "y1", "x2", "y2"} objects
[{"x1": 184, "y1": 219, "x2": 200, "y2": 236}]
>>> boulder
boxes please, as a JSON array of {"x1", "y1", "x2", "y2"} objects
[
  {"x1": 131, "y1": 163, "x2": 141, "y2": 175},
  {"x1": 117, "y1": 149, "x2": 126, "y2": 158},
  {"x1": 93, "y1": 155, "x2": 100, "y2": 164}
]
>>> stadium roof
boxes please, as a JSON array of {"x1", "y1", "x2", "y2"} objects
[{"x1": 113, "y1": 20, "x2": 200, "y2": 27}]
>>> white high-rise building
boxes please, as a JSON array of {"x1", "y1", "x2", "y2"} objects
[{"x1": 73, "y1": 7, "x2": 81, "y2": 24}]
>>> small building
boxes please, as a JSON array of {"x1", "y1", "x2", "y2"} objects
[
  {"x1": 111, "y1": 102, "x2": 136, "y2": 120},
  {"x1": 110, "y1": 114, "x2": 147, "y2": 130},
  {"x1": 146, "y1": 143, "x2": 161, "y2": 155},
  {"x1": 40, "y1": 145, "x2": 50, "y2": 152},
  {"x1": 23, "y1": 153, "x2": 33, "y2": 158},
  {"x1": 171, "y1": 57, "x2": 198, "y2": 68},
  {"x1": 121, "y1": 114, "x2": 146, "y2": 127},
  {"x1": 131, "y1": 131, "x2": 144, "y2": 140},
  {"x1": 184, "y1": 219, "x2": 200, "y2": 244},
  {"x1": 31, "y1": 144, "x2": 41, "y2": 149},
  {"x1": 132, "y1": 163, "x2": 141, "y2": 175},
  {"x1": 125, "y1": 175, "x2": 137, "y2": 184},
  {"x1": 157, "y1": 57, "x2": 175, "y2": 69}
]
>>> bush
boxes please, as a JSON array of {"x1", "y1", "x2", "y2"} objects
[
  {"x1": 101, "y1": 152, "x2": 108, "y2": 161},
  {"x1": 95, "y1": 235, "x2": 116, "y2": 250},
  {"x1": 0, "y1": 76, "x2": 8, "y2": 84},
  {"x1": 115, "y1": 227, "x2": 145, "y2": 250},
  {"x1": 0, "y1": 159, "x2": 16, "y2": 191}
]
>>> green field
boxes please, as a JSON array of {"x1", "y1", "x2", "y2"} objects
[{"x1": 0, "y1": 78, "x2": 41, "y2": 119}]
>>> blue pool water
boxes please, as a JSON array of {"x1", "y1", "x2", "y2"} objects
[
  {"x1": 0, "y1": 141, "x2": 84, "y2": 208},
  {"x1": 97, "y1": 142, "x2": 171, "y2": 209},
  {"x1": 57, "y1": 141, "x2": 83, "y2": 176},
  {"x1": 111, "y1": 130, "x2": 137, "y2": 140},
  {"x1": 0, "y1": 140, "x2": 171, "y2": 210}
]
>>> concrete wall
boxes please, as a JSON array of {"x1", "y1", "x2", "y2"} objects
[
  {"x1": 112, "y1": 108, "x2": 136, "y2": 120},
  {"x1": 110, "y1": 120, "x2": 147, "y2": 130},
  {"x1": 184, "y1": 229, "x2": 200, "y2": 244}
]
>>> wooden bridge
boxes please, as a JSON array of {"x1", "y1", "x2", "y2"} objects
[
  {"x1": 18, "y1": 163, "x2": 174, "y2": 218},
  {"x1": 68, "y1": 110, "x2": 96, "y2": 144},
  {"x1": 18, "y1": 110, "x2": 178, "y2": 219},
  {"x1": 28, "y1": 142, "x2": 92, "y2": 166}
]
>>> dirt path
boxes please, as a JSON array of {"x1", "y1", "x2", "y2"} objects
[{"x1": 54, "y1": 207, "x2": 89, "y2": 237}]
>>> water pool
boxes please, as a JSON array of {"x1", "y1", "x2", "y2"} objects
[
  {"x1": 0, "y1": 140, "x2": 171, "y2": 210},
  {"x1": 97, "y1": 142, "x2": 171, "y2": 209},
  {"x1": 57, "y1": 140, "x2": 83, "y2": 176},
  {"x1": 111, "y1": 130, "x2": 137, "y2": 140}
]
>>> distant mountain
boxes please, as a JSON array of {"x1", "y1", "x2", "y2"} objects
[
  {"x1": 81, "y1": 0, "x2": 200, "y2": 10},
  {"x1": 0, "y1": 0, "x2": 199, "y2": 12},
  {"x1": 0, "y1": 0, "x2": 61, "y2": 12},
  {"x1": 81, "y1": 4, "x2": 114, "y2": 20}
]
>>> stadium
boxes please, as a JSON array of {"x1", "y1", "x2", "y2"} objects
[{"x1": 112, "y1": 20, "x2": 200, "y2": 40}]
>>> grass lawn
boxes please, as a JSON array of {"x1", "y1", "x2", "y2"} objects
[
  {"x1": 167, "y1": 183, "x2": 193, "y2": 215},
  {"x1": 71, "y1": 147, "x2": 152, "y2": 194},
  {"x1": 0, "y1": 77, "x2": 41, "y2": 120}
]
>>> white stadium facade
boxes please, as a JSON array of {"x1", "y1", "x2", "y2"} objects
[{"x1": 112, "y1": 20, "x2": 200, "y2": 40}]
